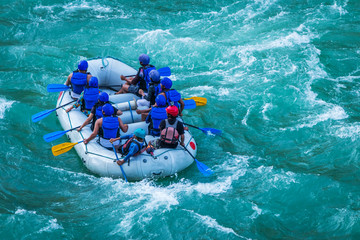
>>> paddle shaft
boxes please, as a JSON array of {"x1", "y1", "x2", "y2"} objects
[
  {"x1": 57, "y1": 100, "x2": 77, "y2": 110},
  {"x1": 44, "y1": 125, "x2": 81, "y2": 142},
  {"x1": 183, "y1": 122, "x2": 201, "y2": 130},
  {"x1": 182, "y1": 144, "x2": 196, "y2": 160},
  {"x1": 112, "y1": 144, "x2": 128, "y2": 182}
]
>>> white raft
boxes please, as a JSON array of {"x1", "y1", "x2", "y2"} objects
[{"x1": 55, "y1": 57, "x2": 197, "y2": 181}]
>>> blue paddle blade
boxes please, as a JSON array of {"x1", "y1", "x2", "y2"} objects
[
  {"x1": 47, "y1": 84, "x2": 70, "y2": 92},
  {"x1": 200, "y1": 127, "x2": 222, "y2": 135},
  {"x1": 157, "y1": 67, "x2": 171, "y2": 76},
  {"x1": 31, "y1": 108, "x2": 55, "y2": 122},
  {"x1": 43, "y1": 130, "x2": 67, "y2": 142},
  {"x1": 183, "y1": 99, "x2": 196, "y2": 109},
  {"x1": 195, "y1": 159, "x2": 213, "y2": 176}
]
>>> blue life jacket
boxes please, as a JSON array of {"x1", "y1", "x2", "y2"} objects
[
  {"x1": 121, "y1": 137, "x2": 144, "y2": 156},
  {"x1": 95, "y1": 103, "x2": 105, "y2": 120},
  {"x1": 165, "y1": 89, "x2": 181, "y2": 108},
  {"x1": 90, "y1": 102, "x2": 105, "y2": 130},
  {"x1": 82, "y1": 87, "x2": 99, "y2": 110},
  {"x1": 140, "y1": 65, "x2": 156, "y2": 90},
  {"x1": 101, "y1": 116, "x2": 120, "y2": 139},
  {"x1": 71, "y1": 71, "x2": 88, "y2": 94},
  {"x1": 154, "y1": 83, "x2": 161, "y2": 97},
  {"x1": 147, "y1": 107, "x2": 167, "y2": 136}
]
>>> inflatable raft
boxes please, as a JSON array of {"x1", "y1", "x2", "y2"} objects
[{"x1": 55, "y1": 57, "x2": 197, "y2": 181}]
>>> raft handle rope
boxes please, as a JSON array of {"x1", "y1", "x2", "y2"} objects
[
  {"x1": 101, "y1": 57, "x2": 109, "y2": 70},
  {"x1": 128, "y1": 101, "x2": 135, "y2": 123}
]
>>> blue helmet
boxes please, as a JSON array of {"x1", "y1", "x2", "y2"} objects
[
  {"x1": 155, "y1": 94, "x2": 166, "y2": 107},
  {"x1": 138, "y1": 54, "x2": 150, "y2": 65},
  {"x1": 134, "y1": 128, "x2": 146, "y2": 139},
  {"x1": 149, "y1": 70, "x2": 160, "y2": 83},
  {"x1": 78, "y1": 60, "x2": 88, "y2": 71},
  {"x1": 98, "y1": 92, "x2": 109, "y2": 102},
  {"x1": 102, "y1": 103, "x2": 114, "y2": 116},
  {"x1": 161, "y1": 77, "x2": 172, "y2": 89},
  {"x1": 89, "y1": 77, "x2": 98, "y2": 87}
]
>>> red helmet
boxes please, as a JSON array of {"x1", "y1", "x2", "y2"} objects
[{"x1": 166, "y1": 105, "x2": 179, "y2": 117}]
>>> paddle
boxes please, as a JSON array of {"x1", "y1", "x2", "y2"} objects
[
  {"x1": 43, "y1": 126, "x2": 80, "y2": 142},
  {"x1": 181, "y1": 143, "x2": 213, "y2": 177},
  {"x1": 51, "y1": 140, "x2": 84, "y2": 156},
  {"x1": 47, "y1": 84, "x2": 71, "y2": 92},
  {"x1": 184, "y1": 97, "x2": 207, "y2": 106},
  {"x1": 183, "y1": 122, "x2": 222, "y2": 135},
  {"x1": 183, "y1": 99, "x2": 196, "y2": 109},
  {"x1": 32, "y1": 100, "x2": 76, "y2": 123},
  {"x1": 112, "y1": 143, "x2": 128, "y2": 182}
]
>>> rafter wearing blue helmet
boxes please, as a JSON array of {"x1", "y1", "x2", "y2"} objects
[
  {"x1": 136, "y1": 69, "x2": 163, "y2": 121},
  {"x1": 83, "y1": 103, "x2": 129, "y2": 149},
  {"x1": 65, "y1": 60, "x2": 93, "y2": 99},
  {"x1": 77, "y1": 92, "x2": 123, "y2": 132},
  {"x1": 158, "y1": 78, "x2": 185, "y2": 116},
  {"x1": 115, "y1": 54, "x2": 156, "y2": 96},
  {"x1": 146, "y1": 94, "x2": 168, "y2": 136},
  {"x1": 65, "y1": 76, "x2": 99, "y2": 116}
]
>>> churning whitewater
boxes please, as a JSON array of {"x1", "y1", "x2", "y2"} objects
[{"x1": 1, "y1": 0, "x2": 360, "y2": 239}]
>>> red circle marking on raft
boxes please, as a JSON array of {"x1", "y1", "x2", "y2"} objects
[
  {"x1": 58, "y1": 91, "x2": 63, "y2": 100},
  {"x1": 190, "y1": 141, "x2": 196, "y2": 150}
]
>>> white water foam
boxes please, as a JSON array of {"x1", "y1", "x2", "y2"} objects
[
  {"x1": 242, "y1": 107, "x2": 252, "y2": 126},
  {"x1": 63, "y1": 1, "x2": 112, "y2": 13},
  {"x1": 0, "y1": 97, "x2": 15, "y2": 119},
  {"x1": 333, "y1": 123, "x2": 360, "y2": 141},
  {"x1": 295, "y1": 105, "x2": 348, "y2": 130},
  {"x1": 14, "y1": 208, "x2": 63, "y2": 233},
  {"x1": 262, "y1": 103, "x2": 272, "y2": 120},
  {"x1": 330, "y1": 1, "x2": 348, "y2": 16},
  {"x1": 38, "y1": 219, "x2": 63, "y2": 233},
  {"x1": 184, "y1": 209, "x2": 243, "y2": 238},
  {"x1": 134, "y1": 29, "x2": 172, "y2": 44},
  {"x1": 15, "y1": 208, "x2": 37, "y2": 215}
]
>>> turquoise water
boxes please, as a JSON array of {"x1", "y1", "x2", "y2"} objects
[{"x1": 1, "y1": 0, "x2": 360, "y2": 239}]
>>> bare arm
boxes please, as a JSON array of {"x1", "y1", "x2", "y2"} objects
[
  {"x1": 121, "y1": 75, "x2": 134, "y2": 84},
  {"x1": 78, "y1": 113, "x2": 94, "y2": 131},
  {"x1": 84, "y1": 119, "x2": 102, "y2": 144},
  {"x1": 180, "y1": 134, "x2": 185, "y2": 146},
  {"x1": 65, "y1": 73, "x2": 73, "y2": 86},
  {"x1": 178, "y1": 99, "x2": 185, "y2": 116},
  {"x1": 87, "y1": 74, "x2": 92, "y2": 82},
  {"x1": 118, "y1": 118, "x2": 129, "y2": 133}
]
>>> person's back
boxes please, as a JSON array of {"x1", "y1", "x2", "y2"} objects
[
  {"x1": 159, "y1": 77, "x2": 185, "y2": 115},
  {"x1": 147, "y1": 95, "x2": 167, "y2": 136},
  {"x1": 159, "y1": 106, "x2": 185, "y2": 148},
  {"x1": 97, "y1": 104, "x2": 122, "y2": 149},
  {"x1": 83, "y1": 103, "x2": 128, "y2": 149},
  {"x1": 142, "y1": 70, "x2": 161, "y2": 105},
  {"x1": 81, "y1": 77, "x2": 99, "y2": 112},
  {"x1": 113, "y1": 128, "x2": 146, "y2": 166},
  {"x1": 66, "y1": 60, "x2": 92, "y2": 99},
  {"x1": 115, "y1": 54, "x2": 155, "y2": 95}
]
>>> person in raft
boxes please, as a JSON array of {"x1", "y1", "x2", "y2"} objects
[
  {"x1": 83, "y1": 103, "x2": 128, "y2": 149},
  {"x1": 65, "y1": 76, "x2": 100, "y2": 116},
  {"x1": 158, "y1": 77, "x2": 185, "y2": 116},
  {"x1": 65, "y1": 60, "x2": 92, "y2": 99},
  {"x1": 159, "y1": 105, "x2": 185, "y2": 148},
  {"x1": 110, "y1": 128, "x2": 146, "y2": 166},
  {"x1": 146, "y1": 94, "x2": 168, "y2": 136},
  {"x1": 136, "y1": 69, "x2": 162, "y2": 121},
  {"x1": 114, "y1": 54, "x2": 155, "y2": 96},
  {"x1": 77, "y1": 92, "x2": 122, "y2": 131}
]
